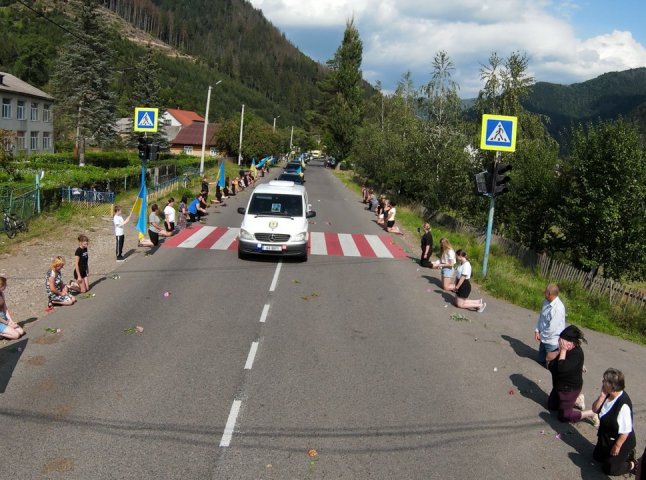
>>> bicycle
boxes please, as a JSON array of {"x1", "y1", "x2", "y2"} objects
[{"x1": 3, "y1": 211, "x2": 28, "y2": 239}]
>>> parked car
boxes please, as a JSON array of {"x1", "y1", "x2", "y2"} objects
[{"x1": 325, "y1": 156, "x2": 337, "y2": 168}]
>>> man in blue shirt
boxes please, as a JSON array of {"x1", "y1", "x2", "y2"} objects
[
  {"x1": 187, "y1": 194, "x2": 207, "y2": 223},
  {"x1": 534, "y1": 284, "x2": 566, "y2": 367}
]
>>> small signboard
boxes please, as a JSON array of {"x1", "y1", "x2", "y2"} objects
[
  {"x1": 134, "y1": 107, "x2": 159, "y2": 133},
  {"x1": 480, "y1": 114, "x2": 517, "y2": 152}
]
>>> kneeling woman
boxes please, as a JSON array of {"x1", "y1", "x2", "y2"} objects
[
  {"x1": 451, "y1": 250, "x2": 486, "y2": 312},
  {"x1": 587, "y1": 368, "x2": 638, "y2": 476},
  {"x1": 548, "y1": 326, "x2": 597, "y2": 423}
]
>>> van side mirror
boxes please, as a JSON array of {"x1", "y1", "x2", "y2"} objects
[
  {"x1": 306, "y1": 211, "x2": 316, "y2": 218},
  {"x1": 237, "y1": 207, "x2": 246, "y2": 214}
]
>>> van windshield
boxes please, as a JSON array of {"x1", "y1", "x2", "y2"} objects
[{"x1": 248, "y1": 193, "x2": 303, "y2": 216}]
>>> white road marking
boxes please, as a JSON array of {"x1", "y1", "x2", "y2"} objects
[
  {"x1": 269, "y1": 260, "x2": 282, "y2": 292},
  {"x1": 366, "y1": 235, "x2": 393, "y2": 258},
  {"x1": 178, "y1": 226, "x2": 216, "y2": 248},
  {"x1": 338, "y1": 233, "x2": 360, "y2": 256},
  {"x1": 259, "y1": 304, "x2": 270, "y2": 323},
  {"x1": 210, "y1": 227, "x2": 239, "y2": 250},
  {"x1": 219, "y1": 400, "x2": 242, "y2": 447},
  {"x1": 244, "y1": 341, "x2": 259, "y2": 370},
  {"x1": 309, "y1": 231, "x2": 327, "y2": 255}
]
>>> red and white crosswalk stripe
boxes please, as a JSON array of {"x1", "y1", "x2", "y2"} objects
[{"x1": 162, "y1": 225, "x2": 407, "y2": 258}]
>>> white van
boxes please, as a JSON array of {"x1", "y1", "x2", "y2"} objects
[{"x1": 237, "y1": 180, "x2": 316, "y2": 261}]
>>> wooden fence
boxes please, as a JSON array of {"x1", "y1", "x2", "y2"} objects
[{"x1": 490, "y1": 234, "x2": 646, "y2": 311}]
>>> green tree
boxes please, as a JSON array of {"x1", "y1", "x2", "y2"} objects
[
  {"x1": 319, "y1": 18, "x2": 364, "y2": 160},
  {"x1": 558, "y1": 119, "x2": 646, "y2": 279},
  {"x1": 125, "y1": 46, "x2": 168, "y2": 150},
  {"x1": 50, "y1": 0, "x2": 117, "y2": 166}
]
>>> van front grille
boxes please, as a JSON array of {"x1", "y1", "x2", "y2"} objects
[{"x1": 255, "y1": 233, "x2": 291, "y2": 242}]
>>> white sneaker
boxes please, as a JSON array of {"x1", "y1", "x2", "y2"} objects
[
  {"x1": 477, "y1": 301, "x2": 486, "y2": 313},
  {"x1": 575, "y1": 393, "x2": 585, "y2": 410}
]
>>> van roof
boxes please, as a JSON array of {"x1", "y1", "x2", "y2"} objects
[{"x1": 253, "y1": 180, "x2": 306, "y2": 195}]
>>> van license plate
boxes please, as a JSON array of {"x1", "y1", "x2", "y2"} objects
[{"x1": 262, "y1": 245, "x2": 282, "y2": 251}]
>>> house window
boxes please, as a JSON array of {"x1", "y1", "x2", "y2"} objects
[
  {"x1": 43, "y1": 104, "x2": 51, "y2": 122},
  {"x1": 183, "y1": 146, "x2": 193, "y2": 154},
  {"x1": 2, "y1": 98, "x2": 11, "y2": 118},
  {"x1": 164, "y1": 118, "x2": 171, "y2": 126},
  {"x1": 17, "y1": 100, "x2": 26, "y2": 120},
  {"x1": 30, "y1": 131, "x2": 39, "y2": 150},
  {"x1": 42, "y1": 132, "x2": 51, "y2": 150},
  {"x1": 16, "y1": 131, "x2": 26, "y2": 150},
  {"x1": 209, "y1": 147, "x2": 218, "y2": 157},
  {"x1": 31, "y1": 102, "x2": 39, "y2": 121}
]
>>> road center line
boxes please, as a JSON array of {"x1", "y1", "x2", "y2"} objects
[
  {"x1": 269, "y1": 260, "x2": 283, "y2": 292},
  {"x1": 259, "y1": 304, "x2": 270, "y2": 323},
  {"x1": 220, "y1": 400, "x2": 242, "y2": 447},
  {"x1": 244, "y1": 341, "x2": 259, "y2": 370}
]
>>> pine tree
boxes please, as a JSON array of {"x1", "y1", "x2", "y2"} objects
[
  {"x1": 51, "y1": 0, "x2": 117, "y2": 166},
  {"x1": 320, "y1": 18, "x2": 364, "y2": 161},
  {"x1": 127, "y1": 46, "x2": 168, "y2": 150}
]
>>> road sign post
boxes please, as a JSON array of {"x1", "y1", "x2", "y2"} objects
[
  {"x1": 134, "y1": 107, "x2": 159, "y2": 133},
  {"x1": 479, "y1": 115, "x2": 517, "y2": 277}
]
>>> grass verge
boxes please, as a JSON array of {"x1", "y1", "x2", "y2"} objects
[{"x1": 333, "y1": 170, "x2": 646, "y2": 345}]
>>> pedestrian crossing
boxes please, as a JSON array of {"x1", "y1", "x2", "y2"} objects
[{"x1": 162, "y1": 225, "x2": 408, "y2": 258}]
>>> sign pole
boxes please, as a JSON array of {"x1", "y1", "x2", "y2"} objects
[{"x1": 482, "y1": 151, "x2": 501, "y2": 277}]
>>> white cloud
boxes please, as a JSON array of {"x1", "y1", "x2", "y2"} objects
[{"x1": 250, "y1": 0, "x2": 646, "y2": 96}]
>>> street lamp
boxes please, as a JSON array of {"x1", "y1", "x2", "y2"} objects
[
  {"x1": 200, "y1": 80, "x2": 222, "y2": 175},
  {"x1": 273, "y1": 115, "x2": 280, "y2": 133}
]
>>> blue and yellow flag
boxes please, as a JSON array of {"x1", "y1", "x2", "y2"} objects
[
  {"x1": 250, "y1": 159, "x2": 257, "y2": 177},
  {"x1": 217, "y1": 160, "x2": 226, "y2": 188},
  {"x1": 135, "y1": 165, "x2": 147, "y2": 236}
]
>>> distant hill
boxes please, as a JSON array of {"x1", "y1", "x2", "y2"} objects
[
  {"x1": 522, "y1": 67, "x2": 646, "y2": 141},
  {"x1": 0, "y1": 0, "x2": 329, "y2": 126}
]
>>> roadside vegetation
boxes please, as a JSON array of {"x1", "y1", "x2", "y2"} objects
[{"x1": 334, "y1": 170, "x2": 646, "y2": 346}]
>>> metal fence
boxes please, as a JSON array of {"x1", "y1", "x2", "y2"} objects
[
  {"x1": 61, "y1": 187, "x2": 116, "y2": 216},
  {"x1": 0, "y1": 186, "x2": 37, "y2": 234}
]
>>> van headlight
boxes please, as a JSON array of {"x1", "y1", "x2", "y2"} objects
[
  {"x1": 240, "y1": 229, "x2": 255, "y2": 241},
  {"x1": 293, "y1": 232, "x2": 307, "y2": 242}
]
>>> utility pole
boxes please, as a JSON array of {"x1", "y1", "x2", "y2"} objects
[
  {"x1": 237, "y1": 104, "x2": 245, "y2": 166},
  {"x1": 199, "y1": 80, "x2": 221, "y2": 175},
  {"x1": 289, "y1": 126, "x2": 294, "y2": 157}
]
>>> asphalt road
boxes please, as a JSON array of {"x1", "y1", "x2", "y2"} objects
[{"x1": 1, "y1": 159, "x2": 644, "y2": 479}]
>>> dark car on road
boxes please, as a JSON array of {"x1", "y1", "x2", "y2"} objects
[{"x1": 277, "y1": 172, "x2": 305, "y2": 184}]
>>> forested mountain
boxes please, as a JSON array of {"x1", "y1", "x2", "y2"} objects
[
  {"x1": 104, "y1": 0, "x2": 326, "y2": 116},
  {"x1": 0, "y1": 0, "x2": 327, "y2": 126},
  {"x1": 522, "y1": 67, "x2": 646, "y2": 141}
]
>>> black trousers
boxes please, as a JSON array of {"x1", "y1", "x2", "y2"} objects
[{"x1": 115, "y1": 235, "x2": 124, "y2": 257}]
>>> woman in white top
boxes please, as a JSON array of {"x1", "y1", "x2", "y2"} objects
[
  {"x1": 584, "y1": 368, "x2": 637, "y2": 476},
  {"x1": 451, "y1": 249, "x2": 486, "y2": 312},
  {"x1": 433, "y1": 238, "x2": 457, "y2": 291}
]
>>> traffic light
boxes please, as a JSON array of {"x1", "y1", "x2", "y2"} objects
[
  {"x1": 148, "y1": 144, "x2": 158, "y2": 161},
  {"x1": 474, "y1": 170, "x2": 489, "y2": 196},
  {"x1": 492, "y1": 162, "x2": 512, "y2": 196},
  {"x1": 137, "y1": 137, "x2": 148, "y2": 162}
]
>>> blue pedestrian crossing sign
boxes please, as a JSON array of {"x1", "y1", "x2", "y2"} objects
[
  {"x1": 134, "y1": 107, "x2": 159, "y2": 133},
  {"x1": 480, "y1": 114, "x2": 517, "y2": 152}
]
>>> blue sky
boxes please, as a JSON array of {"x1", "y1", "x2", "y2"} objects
[{"x1": 249, "y1": 0, "x2": 646, "y2": 97}]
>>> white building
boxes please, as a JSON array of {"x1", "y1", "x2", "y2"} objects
[{"x1": 0, "y1": 72, "x2": 55, "y2": 155}]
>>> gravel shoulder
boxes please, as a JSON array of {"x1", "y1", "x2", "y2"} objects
[{"x1": 0, "y1": 213, "x2": 142, "y2": 335}]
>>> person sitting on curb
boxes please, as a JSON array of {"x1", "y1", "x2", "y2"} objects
[
  {"x1": 46, "y1": 256, "x2": 77, "y2": 307},
  {"x1": 0, "y1": 276, "x2": 25, "y2": 340}
]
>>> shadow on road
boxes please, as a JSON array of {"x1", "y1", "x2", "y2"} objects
[
  {"x1": 502, "y1": 334, "x2": 538, "y2": 361},
  {"x1": 510, "y1": 373, "x2": 606, "y2": 479},
  {"x1": 0, "y1": 337, "x2": 28, "y2": 393}
]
